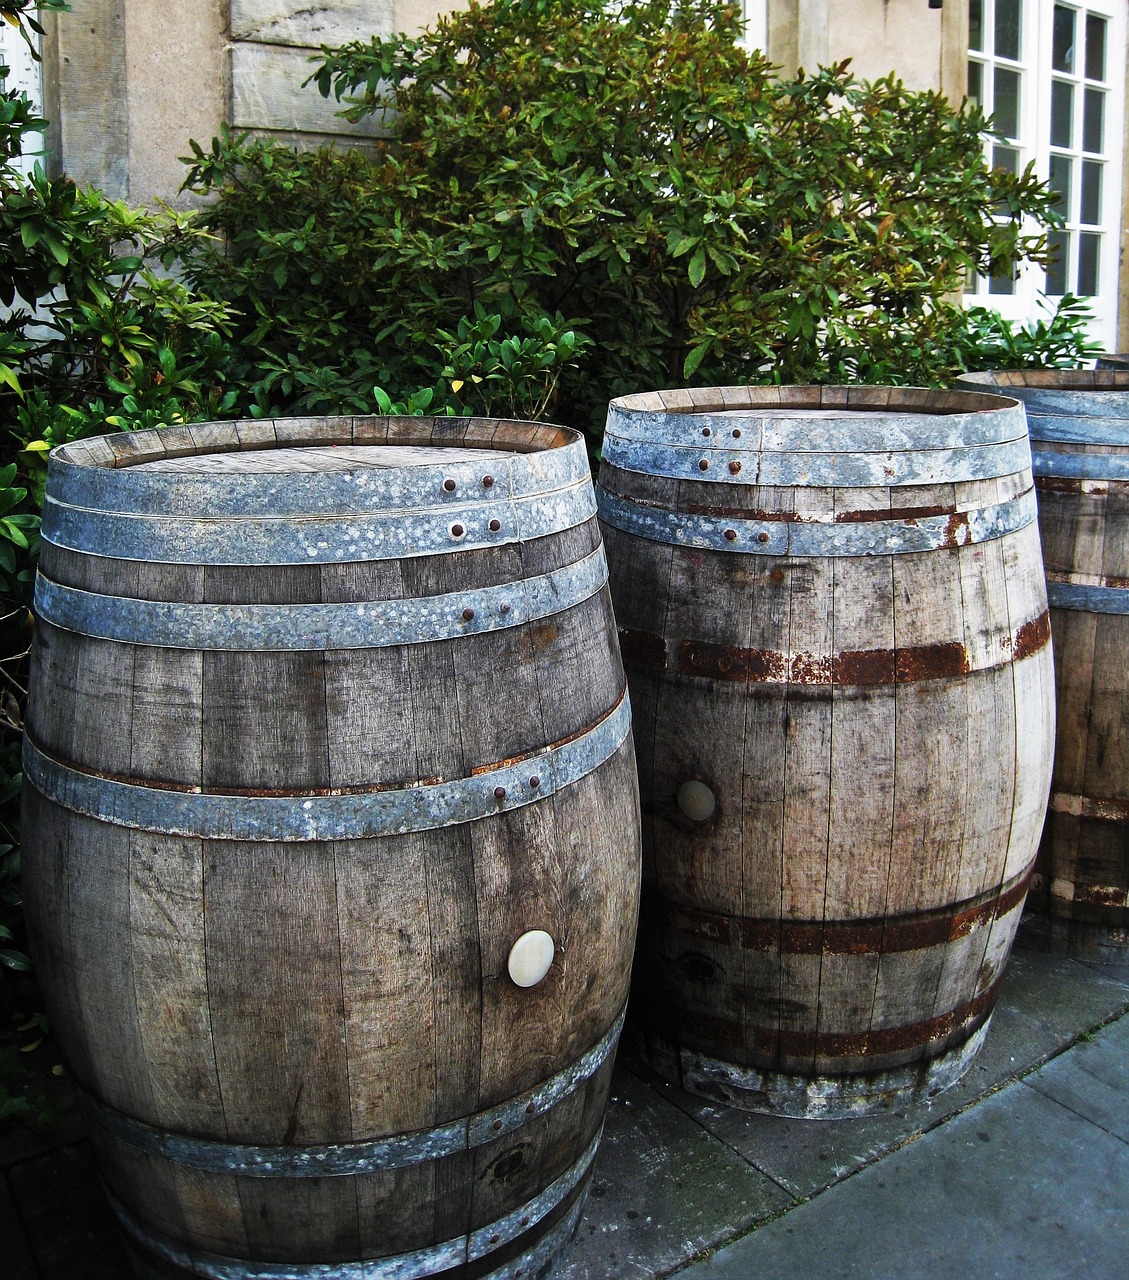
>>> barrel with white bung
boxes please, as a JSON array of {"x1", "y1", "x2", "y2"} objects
[
  {"x1": 597, "y1": 385, "x2": 1054, "y2": 1117},
  {"x1": 958, "y1": 369, "x2": 1129, "y2": 957},
  {"x1": 23, "y1": 415, "x2": 641, "y2": 1278}
]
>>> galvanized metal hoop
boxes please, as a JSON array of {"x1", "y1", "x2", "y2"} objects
[
  {"x1": 75, "y1": 1008, "x2": 624, "y2": 1177},
  {"x1": 23, "y1": 688, "x2": 633, "y2": 842}
]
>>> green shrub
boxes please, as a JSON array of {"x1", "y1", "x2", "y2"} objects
[{"x1": 182, "y1": 0, "x2": 1071, "y2": 439}]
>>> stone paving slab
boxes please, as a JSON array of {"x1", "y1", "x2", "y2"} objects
[
  {"x1": 556, "y1": 1066, "x2": 792, "y2": 1279},
  {"x1": 626, "y1": 941, "x2": 1129, "y2": 1202},
  {"x1": 1025, "y1": 1012, "x2": 1129, "y2": 1143},
  {"x1": 676, "y1": 1021, "x2": 1129, "y2": 1280}
]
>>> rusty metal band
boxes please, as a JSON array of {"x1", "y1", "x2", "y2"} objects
[
  {"x1": 1032, "y1": 448, "x2": 1129, "y2": 482},
  {"x1": 33, "y1": 545, "x2": 609, "y2": 651},
  {"x1": 595, "y1": 485, "x2": 1036, "y2": 555},
  {"x1": 75, "y1": 1008, "x2": 623, "y2": 1177},
  {"x1": 108, "y1": 1129, "x2": 600, "y2": 1280},
  {"x1": 1046, "y1": 581, "x2": 1129, "y2": 615},
  {"x1": 649, "y1": 865, "x2": 1033, "y2": 959},
  {"x1": 21, "y1": 688, "x2": 632, "y2": 841},
  {"x1": 619, "y1": 610, "x2": 1051, "y2": 686},
  {"x1": 40, "y1": 476, "x2": 597, "y2": 566},
  {"x1": 649, "y1": 972, "x2": 1004, "y2": 1066},
  {"x1": 1049, "y1": 791, "x2": 1129, "y2": 824}
]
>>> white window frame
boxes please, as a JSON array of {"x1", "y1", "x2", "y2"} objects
[
  {"x1": 966, "y1": 0, "x2": 1127, "y2": 352},
  {"x1": 740, "y1": 0, "x2": 768, "y2": 52},
  {"x1": 0, "y1": 17, "x2": 45, "y2": 177}
]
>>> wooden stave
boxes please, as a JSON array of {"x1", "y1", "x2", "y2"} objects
[
  {"x1": 22, "y1": 418, "x2": 642, "y2": 1271},
  {"x1": 957, "y1": 372, "x2": 1129, "y2": 948},
  {"x1": 597, "y1": 388, "x2": 1054, "y2": 1116}
]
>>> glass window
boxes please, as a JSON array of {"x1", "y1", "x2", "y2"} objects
[
  {"x1": 1080, "y1": 159, "x2": 1102, "y2": 223},
  {"x1": 1049, "y1": 153, "x2": 1074, "y2": 218},
  {"x1": 1051, "y1": 80, "x2": 1074, "y2": 147},
  {"x1": 1077, "y1": 232, "x2": 1100, "y2": 294},
  {"x1": 970, "y1": 0, "x2": 985, "y2": 53},
  {"x1": 993, "y1": 67, "x2": 1021, "y2": 137},
  {"x1": 1083, "y1": 88, "x2": 1104, "y2": 151},
  {"x1": 1052, "y1": 5, "x2": 1076, "y2": 71},
  {"x1": 996, "y1": 0, "x2": 1022, "y2": 60},
  {"x1": 1085, "y1": 14, "x2": 1107, "y2": 80},
  {"x1": 968, "y1": 60, "x2": 984, "y2": 104},
  {"x1": 1045, "y1": 231, "x2": 1070, "y2": 296}
]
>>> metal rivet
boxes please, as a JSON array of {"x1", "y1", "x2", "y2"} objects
[
  {"x1": 677, "y1": 780, "x2": 717, "y2": 822},
  {"x1": 489, "y1": 518, "x2": 501, "y2": 532},
  {"x1": 500, "y1": 603, "x2": 512, "y2": 614},
  {"x1": 494, "y1": 786, "x2": 507, "y2": 800},
  {"x1": 732, "y1": 428, "x2": 742, "y2": 438},
  {"x1": 724, "y1": 529, "x2": 737, "y2": 542},
  {"x1": 491, "y1": 1119, "x2": 503, "y2": 1131},
  {"x1": 757, "y1": 531, "x2": 770, "y2": 544},
  {"x1": 702, "y1": 427, "x2": 712, "y2": 437},
  {"x1": 507, "y1": 930, "x2": 556, "y2": 988},
  {"x1": 482, "y1": 475, "x2": 494, "y2": 488},
  {"x1": 698, "y1": 458, "x2": 710, "y2": 471},
  {"x1": 729, "y1": 460, "x2": 742, "y2": 475},
  {"x1": 443, "y1": 478, "x2": 456, "y2": 492},
  {"x1": 462, "y1": 608, "x2": 475, "y2": 622},
  {"x1": 489, "y1": 1234, "x2": 501, "y2": 1245},
  {"x1": 520, "y1": 1217, "x2": 530, "y2": 1228},
  {"x1": 526, "y1": 1101, "x2": 536, "y2": 1114},
  {"x1": 451, "y1": 524, "x2": 465, "y2": 538},
  {"x1": 529, "y1": 775, "x2": 540, "y2": 788}
]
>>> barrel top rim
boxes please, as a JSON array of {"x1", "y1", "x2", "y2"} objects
[
  {"x1": 50, "y1": 414, "x2": 582, "y2": 471},
  {"x1": 958, "y1": 369, "x2": 1129, "y2": 393},
  {"x1": 606, "y1": 384, "x2": 1023, "y2": 419}
]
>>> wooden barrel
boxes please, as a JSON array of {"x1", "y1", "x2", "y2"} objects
[
  {"x1": 596, "y1": 385, "x2": 1054, "y2": 1118},
  {"x1": 22, "y1": 415, "x2": 641, "y2": 1278},
  {"x1": 958, "y1": 370, "x2": 1129, "y2": 958}
]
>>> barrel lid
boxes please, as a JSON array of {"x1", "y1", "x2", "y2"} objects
[{"x1": 41, "y1": 416, "x2": 598, "y2": 564}]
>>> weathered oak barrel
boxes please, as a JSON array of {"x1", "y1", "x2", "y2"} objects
[
  {"x1": 596, "y1": 385, "x2": 1054, "y2": 1117},
  {"x1": 23, "y1": 416, "x2": 641, "y2": 1278},
  {"x1": 958, "y1": 370, "x2": 1129, "y2": 957}
]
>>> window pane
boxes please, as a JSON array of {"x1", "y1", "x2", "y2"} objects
[
  {"x1": 1085, "y1": 15, "x2": 1107, "y2": 82},
  {"x1": 1049, "y1": 153, "x2": 1073, "y2": 220},
  {"x1": 1046, "y1": 230, "x2": 1070, "y2": 296},
  {"x1": 1083, "y1": 88, "x2": 1104, "y2": 153},
  {"x1": 968, "y1": 60, "x2": 984, "y2": 105},
  {"x1": 992, "y1": 144, "x2": 1020, "y2": 174},
  {"x1": 1052, "y1": 5, "x2": 1076, "y2": 72},
  {"x1": 1051, "y1": 80, "x2": 1074, "y2": 148},
  {"x1": 969, "y1": 0, "x2": 984, "y2": 53},
  {"x1": 970, "y1": 0, "x2": 984, "y2": 52},
  {"x1": 995, "y1": 0, "x2": 1021, "y2": 61},
  {"x1": 1078, "y1": 232, "x2": 1100, "y2": 295},
  {"x1": 1080, "y1": 160, "x2": 1102, "y2": 225},
  {"x1": 993, "y1": 67, "x2": 1021, "y2": 138},
  {"x1": 989, "y1": 270, "x2": 1016, "y2": 296}
]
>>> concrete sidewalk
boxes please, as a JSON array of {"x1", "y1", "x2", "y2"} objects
[{"x1": 3, "y1": 923, "x2": 1128, "y2": 1279}]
